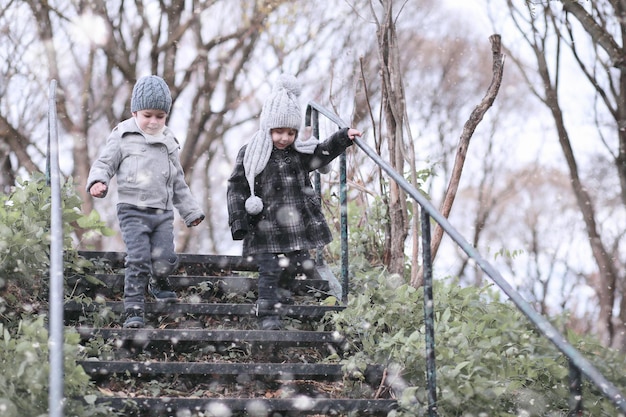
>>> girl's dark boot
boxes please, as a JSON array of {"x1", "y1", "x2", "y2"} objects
[{"x1": 256, "y1": 298, "x2": 282, "y2": 330}]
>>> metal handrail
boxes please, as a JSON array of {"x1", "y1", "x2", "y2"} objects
[
  {"x1": 46, "y1": 79, "x2": 65, "y2": 417},
  {"x1": 305, "y1": 100, "x2": 626, "y2": 415}
]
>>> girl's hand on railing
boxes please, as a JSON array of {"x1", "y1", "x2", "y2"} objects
[
  {"x1": 347, "y1": 128, "x2": 362, "y2": 140},
  {"x1": 301, "y1": 126, "x2": 313, "y2": 141}
]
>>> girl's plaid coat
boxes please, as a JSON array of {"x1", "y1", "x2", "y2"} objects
[{"x1": 227, "y1": 127, "x2": 352, "y2": 255}]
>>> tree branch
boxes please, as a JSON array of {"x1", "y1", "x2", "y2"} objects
[
  {"x1": 411, "y1": 34, "x2": 504, "y2": 287},
  {"x1": 561, "y1": 0, "x2": 626, "y2": 68}
]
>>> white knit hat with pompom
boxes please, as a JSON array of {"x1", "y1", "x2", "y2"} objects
[{"x1": 243, "y1": 74, "x2": 303, "y2": 215}]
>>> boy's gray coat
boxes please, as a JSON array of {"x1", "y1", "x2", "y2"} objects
[
  {"x1": 227, "y1": 127, "x2": 352, "y2": 255},
  {"x1": 86, "y1": 118, "x2": 204, "y2": 226}
]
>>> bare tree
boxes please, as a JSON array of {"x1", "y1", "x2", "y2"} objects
[
  {"x1": 499, "y1": 0, "x2": 625, "y2": 347},
  {"x1": 460, "y1": 163, "x2": 592, "y2": 317},
  {"x1": 363, "y1": 0, "x2": 409, "y2": 276},
  {"x1": 337, "y1": 0, "x2": 515, "y2": 282},
  {"x1": 0, "y1": 0, "x2": 353, "y2": 253}
]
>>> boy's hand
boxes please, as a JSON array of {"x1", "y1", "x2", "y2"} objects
[
  {"x1": 89, "y1": 182, "x2": 107, "y2": 198},
  {"x1": 347, "y1": 128, "x2": 362, "y2": 140},
  {"x1": 189, "y1": 215, "x2": 205, "y2": 227}
]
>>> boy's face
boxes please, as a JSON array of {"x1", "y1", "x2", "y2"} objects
[
  {"x1": 134, "y1": 109, "x2": 167, "y2": 135},
  {"x1": 271, "y1": 127, "x2": 297, "y2": 149}
]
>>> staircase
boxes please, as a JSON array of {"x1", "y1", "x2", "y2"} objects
[{"x1": 67, "y1": 251, "x2": 398, "y2": 416}]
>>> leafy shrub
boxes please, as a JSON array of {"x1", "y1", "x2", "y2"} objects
[
  {"x1": 0, "y1": 172, "x2": 117, "y2": 416},
  {"x1": 0, "y1": 172, "x2": 113, "y2": 328},
  {"x1": 323, "y1": 195, "x2": 388, "y2": 267},
  {"x1": 0, "y1": 316, "x2": 114, "y2": 416},
  {"x1": 329, "y1": 270, "x2": 626, "y2": 416}
]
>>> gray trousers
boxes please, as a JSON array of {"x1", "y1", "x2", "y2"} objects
[
  {"x1": 117, "y1": 204, "x2": 178, "y2": 311},
  {"x1": 254, "y1": 250, "x2": 315, "y2": 303}
]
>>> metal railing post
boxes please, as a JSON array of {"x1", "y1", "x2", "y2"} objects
[
  {"x1": 568, "y1": 359, "x2": 583, "y2": 416},
  {"x1": 339, "y1": 151, "x2": 348, "y2": 303},
  {"x1": 46, "y1": 79, "x2": 65, "y2": 417},
  {"x1": 421, "y1": 209, "x2": 438, "y2": 416},
  {"x1": 311, "y1": 109, "x2": 324, "y2": 267}
]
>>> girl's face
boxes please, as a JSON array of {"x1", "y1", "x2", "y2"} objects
[
  {"x1": 271, "y1": 128, "x2": 297, "y2": 149},
  {"x1": 134, "y1": 109, "x2": 167, "y2": 135}
]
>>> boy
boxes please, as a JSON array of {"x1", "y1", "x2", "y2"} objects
[
  {"x1": 227, "y1": 73, "x2": 361, "y2": 330},
  {"x1": 87, "y1": 75, "x2": 205, "y2": 328}
]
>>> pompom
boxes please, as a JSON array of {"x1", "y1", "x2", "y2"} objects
[
  {"x1": 274, "y1": 73, "x2": 301, "y2": 98},
  {"x1": 245, "y1": 196, "x2": 264, "y2": 215},
  {"x1": 317, "y1": 164, "x2": 331, "y2": 174}
]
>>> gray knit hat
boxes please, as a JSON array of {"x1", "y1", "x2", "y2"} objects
[
  {"x1": 243, "y1": 74, "x2": 303, "y2": 215},
  {"x1": 130, "y1": 75, "x2": 172, "y2": 113}
]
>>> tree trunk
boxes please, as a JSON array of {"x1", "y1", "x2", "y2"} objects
[{"x1": 376, "y1": 0, "x2": 408, "y2": 276}]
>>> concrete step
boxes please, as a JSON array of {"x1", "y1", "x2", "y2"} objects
[
  {"x1": 70, "y1": 273, "x2": 331, "y2": 298},
  {"x1": 91, "y1": 397, "x2": 398, "y2": 416},
  {"x1": 65, "y1": 301, "x2": 343, "y2": 318},
  {"x1": 78, "y1": 360, "x2": 384, "y2": 383},
  {"x1": 77, "y1": 327, "x2": 346, "y2": 348}
]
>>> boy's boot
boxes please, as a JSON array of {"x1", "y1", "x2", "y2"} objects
[
  {"x1": 123, "y1": 272, "x2": 148, "y2": 328},
  {"x1": 123, "y1": 305, "x2": 145, "y2": 328},
  {"x1": 150, "y1": 256, "x2": 179, "y2": 303},
  {"x1": 256, "y1": 298, "x2": 282, "y2": 330},
  {"x1": 148, "y1": 276, "x2": 178, "y2": 303}
]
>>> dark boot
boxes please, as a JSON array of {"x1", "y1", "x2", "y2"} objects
[
  {"x1": 276, "y1": 287, "x2": 294, "y2": 305},
  {"x1": 123, "y1": 306, "x2": 145, "y2": 328},
  {"x1": 256, "y1": 298, "x2": 282, "y2": 330},
  {"x1": 148, "y1": 276, "x2": 178, "y2": 303},
  {"x1": 277, "y1": 263, "x2": 295, "y2": 304}
]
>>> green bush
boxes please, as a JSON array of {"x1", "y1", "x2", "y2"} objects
[
  {"x1": 330, "y1": 270, "x2": 626, "y2": 416},
  {"x1": 0, "y1": 172, "x2": 117, "y2": 416},
  {"x1": 0, "y1": 172, "x2": 113, "y2": 327},
  {"x1": 323, "y1": 195, "x2": 388, "y2": 267},
  {"x1": 0, "y1": 316, "x2": 113, "y2": 416}
]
